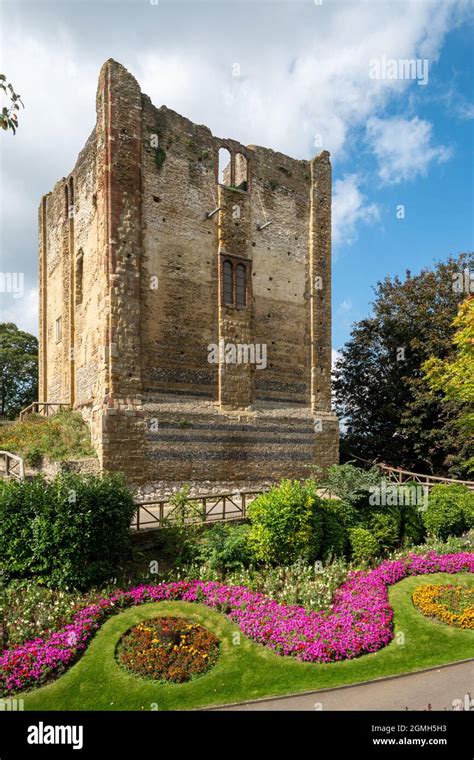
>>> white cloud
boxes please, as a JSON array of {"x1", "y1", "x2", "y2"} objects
[
  {"x1": 338, "y1": 299, "x2": 353, "y2": 314},
  {"x1": 332, "y1": 174, "x2": 380, "y2": 248},
  {"x1": 366, "y1": 116, "x2": 453, "y2": 184},
  {"x1": 0, "y1": 287, "x2": 38, "y2": 336},
  {"x1": 0, "y1": 0, "x2": 470, "y2": 330}
]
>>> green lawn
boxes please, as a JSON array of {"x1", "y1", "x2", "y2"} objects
[{"x1": 22, "y1": 572, "x2": 474, "y2": 711}]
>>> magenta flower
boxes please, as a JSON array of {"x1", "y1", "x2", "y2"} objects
[{"x1": 1, "y1": 552, "x2": 472, "y2": 695}]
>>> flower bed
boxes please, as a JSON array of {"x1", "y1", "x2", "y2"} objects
[
  {"x1": 412, "y1": 584, "x2": 474, "y2": 629},
  {"x1": 116, "y1": 617, "x2": 220, "y2": 683},
  {"x1": 1, "y1": 551, "x2": 472, "y2": 696}
]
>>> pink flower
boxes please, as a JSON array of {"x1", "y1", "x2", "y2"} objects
[{"x1": 1, "y1": 552, "x2": 472, "y2": 695}]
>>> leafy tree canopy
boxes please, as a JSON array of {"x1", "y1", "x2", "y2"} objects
[
  {"x1": 333, "y1": 254, "x2": 473, "y2": 477},
  {"x1": 0, "y1": 323, "x2": 38, "y2": 419}
]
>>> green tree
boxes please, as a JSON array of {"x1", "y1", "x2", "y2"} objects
[
  {"x1": 423, "y1": 297, "x2": 474, "y2": 472},
  {"x1": 0, "y1": 323, "x2": 38, "y2": 418},
  {"x1": 0, "y1": 75, "x2": 24, "y2": 134},
  {"x1": 333, "y1": 254, "x2": 473, "y2": 477}
]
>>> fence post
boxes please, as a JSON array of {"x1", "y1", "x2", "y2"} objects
[
  {"x1": 241, "y1": 492, "x2": 246, "y2": 518},
  {"x1": 136, "y1": 505, "x2": 140, "y2": 532},
  {"x1": 201, "y1": 497, "x2": 206, "y2": 522}
]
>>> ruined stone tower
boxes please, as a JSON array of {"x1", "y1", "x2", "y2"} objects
[{"x1": 38, "y1": 60, "x2": 339, "y2": 486}]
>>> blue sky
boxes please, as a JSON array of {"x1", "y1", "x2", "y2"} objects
[
  {"x1": 0, "y1": 0, "x2": 473, "y2": 358},
  {"x1": 332, "y1": 19, "x2": 474, "y2": 350}
]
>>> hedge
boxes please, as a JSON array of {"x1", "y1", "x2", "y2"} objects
[{"x1": 0, "y1": 472, "x2": 136, "y2": 589}]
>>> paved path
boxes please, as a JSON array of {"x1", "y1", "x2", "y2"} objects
[{"x1": 211, "y1": 660, "x2": 474, "y2": 711}]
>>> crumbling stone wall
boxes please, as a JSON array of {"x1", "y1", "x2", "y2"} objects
[{"x1": 39, "y1": 59, "x2": 338, "y2": 485}]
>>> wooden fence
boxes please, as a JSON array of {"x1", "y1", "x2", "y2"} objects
[
  {"x1": 19, "y1": 402, "x2": 71, "y2": 421},
  {"x1": 0, "y1": 451, "x2": 25, "y2": 481},
  {"x1": 132, "y1": 490, "x2": 264, "y2": 531},
  {"x1": 132, "y1": 486, "x2": 337, "y2": 531},
  {"x1": 378, "y1": 463, "x2": 474, "y2": 492}
]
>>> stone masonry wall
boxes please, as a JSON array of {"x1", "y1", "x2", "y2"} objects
[{"x1": 40, "y1": 59, "x2": 339, "y2": 486}]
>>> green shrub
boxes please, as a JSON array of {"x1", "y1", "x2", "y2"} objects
[
  {"x1": 318, "y1": 462, "x2": 381, "y2": 505},
  {"x1": 400, "y1": 501, "x2": 426, "y2": 546},
  {"x1": 461, "y1": 490, "x2": 474, "y2": 529},
  {"x1": 368, "y1": 510, "x2": 401, "y2": 553},
  {"x1": 0, "y1": 472, "x2": 136, "y2": 589},
  {"x1": 319, "y1": 499, "x2": 349, "y2": 559},
  {"x1": 248, "y1": 479, "x2": 323, "y2": 564},
  {"x1": 25, "y1": 445, "x2": 43, "y2": 468},
  {"x1": 423, "y1": 484, "x2": 472, "y2": 540},
  {"x1": 349, "y1": 527, "x2": 380, "y2": 564},
  {"x1": 198, "y1": 523, "x2": 251, "y2": 573}
]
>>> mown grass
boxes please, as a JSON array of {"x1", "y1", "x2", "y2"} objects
[
  {"x1": 0, "y1": 410, "x2": 95, "y2": 465},
  {"x1": 21, "y1": 572, "x2": 474, "y2": 711}
]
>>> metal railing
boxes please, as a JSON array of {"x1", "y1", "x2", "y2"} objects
[
  {"x1": 133, "y1": 490, "x2": 265, "y2": 531},
  {"x1": 378, "y1": 463, "x2": 474, "y2": 492},
  {"x1": 19, "y1": 402, "x2": 71, "y2": 421},
  {"x1": 0, "y1": 451, "x2": 25, "y2": 481}
]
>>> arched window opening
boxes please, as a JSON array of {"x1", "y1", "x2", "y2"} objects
[
  {"x1": 234, "y1": 153, "x2": 248, "y2": 191},
  {"x1": 236, "y1": 263, "x2": 246, "y2": 306},
  {"x1": 218, "y1": 147, "x2": 232, "y2": 186},
  {"x1": 223, "y1": 260, "x2": 233, "y2": 304},
  {"x1": 64, "y1": 184, "x2": 69, "y2": 217}
]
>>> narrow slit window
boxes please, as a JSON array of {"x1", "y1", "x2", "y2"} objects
[
  {"x1": 55, "y1": 316, "x2": 62, "y2": 343},
  {"x1": 223, "y1": 260, "x2": 233, "y2": 304},
  {"x1": 68, "y1": 176, "x2": 74, "y2": 218},
  {"x1": 75, "y1": 250, "x2": 84, "y2": 305},
  {"x1": 236, "y1": 263, "x2": 246, "y2": 306}
]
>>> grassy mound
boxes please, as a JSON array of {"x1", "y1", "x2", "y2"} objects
[{"x1": 0, "y1": 410, "x2": 95, "y2": 466}]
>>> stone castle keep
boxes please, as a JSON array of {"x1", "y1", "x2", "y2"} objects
[{"x1": 38, "y1": 59, "x2": 339, "y2": 486}]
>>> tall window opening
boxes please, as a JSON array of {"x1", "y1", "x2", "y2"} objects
[
  {"x1": 223, "y1": 259, "x2": 233, "y2": 305},
  {"x1": 75, "y1": 249, "x2": 84, "y2": 305},
  {"x1": 236, "y1": 263, "x2": 247, "y2": 306},
  {"x1": 221, "y1": 258, "x2": 249, "y2": 308},
  {"x1": 218, "y1": 147, "x2": 232, "y2": 186}
]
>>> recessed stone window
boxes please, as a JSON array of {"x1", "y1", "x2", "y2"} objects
[{"x1": 221, "y1": 257, "x2": 249, "y2": 308}]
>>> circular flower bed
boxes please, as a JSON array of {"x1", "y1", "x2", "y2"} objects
[
  {"x1": 116, "y1": 617, "x2": 220, "y2": 683},
  {"x1": 412, "y1": 584, "x2": 474, "y2": 629},
  {"x1": 1, "y1": 551, "x2": 472, "y2": 696}
]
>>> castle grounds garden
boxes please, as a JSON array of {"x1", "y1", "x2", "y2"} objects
[{"x1": 0, "y1": 465, "x2": 473, "y2": 710}]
